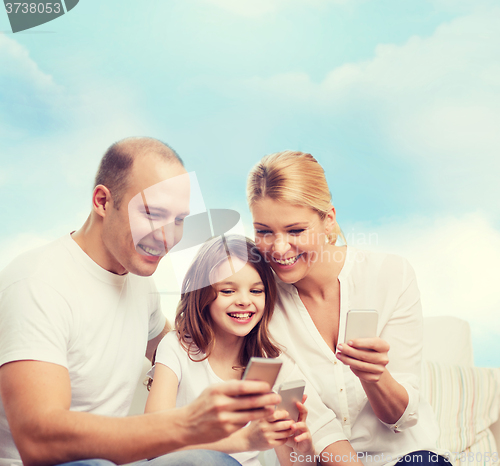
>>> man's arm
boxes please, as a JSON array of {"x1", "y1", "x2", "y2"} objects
[
  {"x1": 145, "y1": 319, "x2": 171, "y2": 362},
  {"x1": 0, "y1": 360, "x2": 279, "y2": 466}
]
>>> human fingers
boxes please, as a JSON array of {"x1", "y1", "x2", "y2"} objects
[
  {"x1": 336, "y1": 344, "x2": 389, "y2": 367},
  {"x1": 219, "y1": 380, "x2": 273, "y2": 396},
  {"x1": 336, "y1": 345, "x2": 389, "y2": 372},
  {"x1": 301, "y1": 394, "x2": 308, "y2": 404},
  {"x1": 344, "y1": 338, "x2": 390, "y2": 353},
  {"x1": 217, "y1": 405, "x2": 277, "y2": 428},
  {"x1": 201, "y1": 383, "x2": 280, "y2": 415},
  {"x1": 336, "y1": 351, "x2": 387, "y2": 376},
  {"x1": 268, "y1": 409, "x2": 290, "y2": 422},
  {"x1": 268, "y1": 419, "x2": 295, "y2": 433},
  {"x1": 291, "y1": 421, "x2": 308, "y2": 434},
  {"x1": 226, "y1": 391, "x2": 281, "y2": 412},
  {"x1": 295, "y1": 401, "x2": 308, "y2": 423},
  {"x1": 293, "y1": 431, "x2": 312, "y2": 443}
]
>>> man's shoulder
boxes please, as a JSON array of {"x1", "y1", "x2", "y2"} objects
[{"x1": 0, "y1": 235, "x2": 71, "y2": 292}]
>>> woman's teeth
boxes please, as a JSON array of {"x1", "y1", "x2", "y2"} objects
[
  {"x1": 275, "y1": 254, "x2": 301, "y2": 266},
  {"x1": 139, "y1": 244, "x2": 162, "y2": 256},
  {"x1": 228, "y1": 313, "x2": 253, "y2": 320}
]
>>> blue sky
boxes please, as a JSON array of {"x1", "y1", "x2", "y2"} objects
[{"x1": 1, "y1": 0, "x2": 499, "y2": 366}]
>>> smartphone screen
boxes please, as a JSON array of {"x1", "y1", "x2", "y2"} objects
[
  {"x1": 341, "y1": 309, "x2": 378, "y2": 348},
  {"x1": 242, "y1": 357, "x2": 283, "y2": 388},
  {"x1": 277, "y1": 379, "x2": 306, "y2": 421}
]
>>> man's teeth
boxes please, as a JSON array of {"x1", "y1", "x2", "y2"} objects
[
  {"x1": 140, "y1": 244, "x2": 162, "y2": 256},
  {"x1": 228, "y1": 313, "x2": 253, "y2": 319},
  {"x1": 275, "y1": 255, "x2": 300, "y2": 266}
]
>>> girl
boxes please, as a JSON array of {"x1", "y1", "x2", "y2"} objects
[{"x1": 145, "y1": 235, "x2": 318, "y2": 466}]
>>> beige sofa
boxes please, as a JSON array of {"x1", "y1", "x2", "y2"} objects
[
  {"x1": 420, "y1": 316, "x2": 500, "y2": 466},
  {"x1": 129, "y1": 316, "x2": 500, "y2": 465}
]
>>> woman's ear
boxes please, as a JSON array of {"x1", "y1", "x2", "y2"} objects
[
  {"x1": 92, "y1": 185, "x2": 112, "y2": 218},
  {"x1": 324, "y1": 206, "x2": 336, "y2": 235}
]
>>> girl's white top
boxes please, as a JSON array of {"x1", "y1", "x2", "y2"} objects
[{"x1": 150, "y1": 330, "x2": 346, "y2": 466}]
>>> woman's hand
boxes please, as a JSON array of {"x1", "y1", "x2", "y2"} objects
[
  {"x1": 285, "y1": 395, "x2": 315, "y2": 456},
  {"x1": 336, "y1": 338, "x2": 390, "y2": 383},
  {"x1": 337, "y1": 339, "x2": 409, "y2": 425},
  {"x1": 244, "y1": 409, "x2": 295, "y2": 451}
]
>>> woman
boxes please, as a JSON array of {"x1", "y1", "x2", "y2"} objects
[{"x1": 247, "y1": 151, "x2": 447, "y2": 466}]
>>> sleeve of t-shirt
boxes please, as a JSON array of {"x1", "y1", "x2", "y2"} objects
[
  {"x1": 0, "y1": 279, "x2": 72, "y2": 369},
  {"x1": 147, "y1": 278, "x2": 167, "y2": 341},
  {"x1": 275, "y1": 353, "x2": 347, "y2": 455},
  {"x1": 152, "y1": 331, "x2": 182, "y2": 381},
  {"x1": 378, "y1": 257, "x2": 422, "y2": 433}
]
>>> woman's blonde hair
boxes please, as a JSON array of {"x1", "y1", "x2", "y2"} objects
[{"x1": 247, "y1": 150, "x2": 345, "y2": 245}]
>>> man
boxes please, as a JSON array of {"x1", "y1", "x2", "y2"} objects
[{"x1": 0, "y1": 137, "x2": 279, "y2": 466}]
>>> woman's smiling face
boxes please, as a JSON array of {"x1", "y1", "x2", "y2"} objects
[{"x1": 250, "y1": 197, "x2": 335, "y2": 284}]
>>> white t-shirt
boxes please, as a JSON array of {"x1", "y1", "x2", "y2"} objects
[
  {"x1": 269, "y1": 247, "x2": 442, "y2": 466},
  {"x1": 151, "y1": 331, "x2": 347, "y2": 466},
  {"x1": 0, "y1": 234, "x2": 166, "y2": 466}
]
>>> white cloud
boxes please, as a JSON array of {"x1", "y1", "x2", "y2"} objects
[
  {"x1": 346, "y1": 213, "x2": 500, "y2": 333},
  {"x1": 0, "y1": 34, "x2": 156, "y2": 273},
  {"x1": 0, "y1": 33, "x2": 58, "y2": 92},
  {"x1": 0, "y1": 30, "x2": 152, "y2": 188},
  {"x1": 0, "y1": 33, "x2": 63, "y2": 138},
  {"x1": 236, "y1": 9, "x2": 500, "y2": 214},
  {"x1": 348, "y1": 212, "x2": 500, "y2": 366}
]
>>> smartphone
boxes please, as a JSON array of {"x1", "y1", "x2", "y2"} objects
[
  {"x1": 242, "y1": 357, "x2": 283, "y2": 389},
  {"x1": 277, "y1": 379, "x2": 306, "y2": 422},
  {"x1": 343, "y1": 309, "x2": 378, "y2": 344}
]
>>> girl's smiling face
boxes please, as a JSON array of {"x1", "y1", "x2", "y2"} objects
[
  {"x1": 250, "y1": 197, "x2": 335, "y2": 284},
  {"x1": 209, "y1": 258, "x2": 266, "y2": 342}
]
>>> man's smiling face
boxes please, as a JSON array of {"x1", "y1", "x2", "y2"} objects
[{"x1": 101, "y1": 156, "x2": 190, "y2": 276}]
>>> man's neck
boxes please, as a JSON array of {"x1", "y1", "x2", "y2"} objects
[{"x1": 72, "y1": 214, "x2": 127, "y2": 275}]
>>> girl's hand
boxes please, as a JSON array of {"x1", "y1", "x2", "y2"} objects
[
  {"x1": 245, "y1": 409, "x2": 295, "y2": 451},
  {"x1": 336, "y1": 338, "x2": 390, "y2": 383},
  {"x1": 286, "y1": 395, "x2": 315, "y2": 456}
]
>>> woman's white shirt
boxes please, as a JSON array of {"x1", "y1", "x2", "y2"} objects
[{"x1": 269, "y1": 246, "x2": 441, "y2": 466}]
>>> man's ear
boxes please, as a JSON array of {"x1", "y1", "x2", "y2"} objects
[
  {"x1": 93, "y1": 185, "x2": 112, "y2": 218},
  {"x1": 324, "y1": 206, "x2": 336, "y2": 235}
]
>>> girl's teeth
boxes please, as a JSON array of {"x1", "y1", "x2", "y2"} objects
[{"x1": 229, "y1": 313, "x2": 252, "y2": 319}]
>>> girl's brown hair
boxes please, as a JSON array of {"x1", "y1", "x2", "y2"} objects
[
  {"x1": 175, "y1": 235, "x2": 280, "y2": 371},
  {"x1": 247, "y1": 150, "x2": 345, "y2": 245}
]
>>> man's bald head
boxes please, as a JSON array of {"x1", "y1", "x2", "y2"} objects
[{"x1": 94, "y1": 137, "x2": 184, "y2": 209}]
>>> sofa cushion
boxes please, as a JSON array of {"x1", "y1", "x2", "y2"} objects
[
  {"x1": 420, "y1": 360, "x2": 500, "y2": 456},
  {"x1": 452, "y1": 428, "x2": 499, "y2": 466},
  {"x1": 423, "y1": 317, "x2": 474, "y2": 366}
]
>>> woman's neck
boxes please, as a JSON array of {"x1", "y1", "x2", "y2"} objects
[{"x1": 294, "y1": 244, "x2": 347, "y2": 300}]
